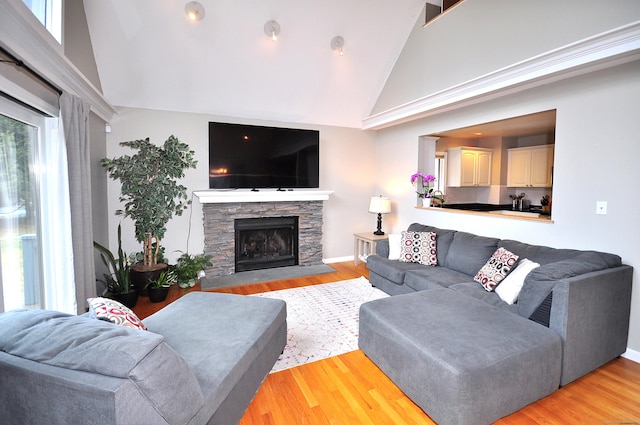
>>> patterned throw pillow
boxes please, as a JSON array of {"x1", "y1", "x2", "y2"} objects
[
  {"x1": 474, "y1": 247, "x2": 519, "y2": 291},
  {"x1": 399, "y1": 231, "x2": 437, "y2": 266},
  {"x1": 87, "y1": 297, "x2": 147, "y2": 331}
]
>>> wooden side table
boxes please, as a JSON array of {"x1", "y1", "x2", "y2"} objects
[{"x1": 353, "y1": 232, "x2": 389, "y2": 266}]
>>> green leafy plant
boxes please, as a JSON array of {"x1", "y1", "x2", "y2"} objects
[
  {"x1": 145, "y1": 269, "x2": 176, "y2": 289},
  {"x1": 174, "y1": 252, "x2": 213, "y2": 287},
  {"x1": 93, "y1": 223, "x2": 132, "y2": 295},
  {"x1": 101, "y1": 136, "x2": 197, "y2": 270}
]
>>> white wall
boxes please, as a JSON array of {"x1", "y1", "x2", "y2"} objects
[
  {"x1": 104, "y1": 107, "x2": 378, "y2": 264},
  {"x1": 374, "y1": 60, "x2": 640, "y2": 353},
  {"x1": 373, "y1": 0, "x2": 640, "y2": 115}
]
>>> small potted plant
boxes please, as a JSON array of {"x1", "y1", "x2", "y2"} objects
[
  {"x1": 93, "y1": 224, "x2": 137, "y2": 308},
  {"x1": 411, "y1": 172, "x2": 443, "y2": 207},
  {"x1": 541, "y1": 195, "x2": 551, "y2": 213},
  {"x1": 145, "y1": 269, "x2": 176, "y2": 303},
  {"x1": 174, "y1": 252, "x2": 213, "y2": 289}
]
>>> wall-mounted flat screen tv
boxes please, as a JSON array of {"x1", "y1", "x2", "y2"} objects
[{"x1": 208, "y1": 122, "x2": 320, "y2": 190}]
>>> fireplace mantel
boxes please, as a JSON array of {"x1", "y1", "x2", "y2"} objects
[{"x1": 194, "y1": 189, "x2": 334, "y2": 204}]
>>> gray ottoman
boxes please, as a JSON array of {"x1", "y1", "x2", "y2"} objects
[{"x1": 358, "y1": 288, "x2": 562, "y2": 425}]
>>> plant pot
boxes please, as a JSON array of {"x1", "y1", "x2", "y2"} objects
[
  {"x1": 130, "y1": 263, "x2": 168, "y2": 296},
  {"x1": 148, "y1": 286, "x2": 170, "y2": 303},
  {"x1": 422, "y1": 197, "x2": 432, "y2": 207},
  {"x1": 112, "y1": 290, "x2": 138, "y2": 309}
]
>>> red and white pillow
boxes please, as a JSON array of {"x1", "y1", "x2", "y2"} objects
[
  {"x1": 87, "y1": 297, "x2": 147, "y2": 331},
  {"x1": 474, "y1": 247, "x2": 519, "y2": 291},
  {"x1": 399, "y1": 231, "x2": 437, "y2": 266}
]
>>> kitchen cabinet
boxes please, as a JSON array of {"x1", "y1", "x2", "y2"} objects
[
  {"x1": 507, "y1": 145, "x2": 554, "y2": 188},
  {"x1": 446, "y1": 147, "x2": 493, "y2": 187}
]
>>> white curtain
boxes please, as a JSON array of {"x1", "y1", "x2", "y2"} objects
[
  {"x1": 60, "y1": 92, "x2": 96, "y2": 314},
  {"x1": 40, "y1": 115, "x2": 76, "y2": 313}
]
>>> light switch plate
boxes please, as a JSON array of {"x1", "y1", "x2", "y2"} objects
[{"x1": 596, "y1": 201, "x2": 607, "y2": 215}]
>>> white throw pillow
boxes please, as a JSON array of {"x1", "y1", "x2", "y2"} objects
[
  {"x1": 495, "y1": 258, "x2": 540, "y2": 304},
  {"x1": 388, "y1": 233, "x2": 401, "y2": 260}
]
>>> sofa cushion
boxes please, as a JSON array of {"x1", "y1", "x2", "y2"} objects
[
  {"x1": 87, "y1": 297, "x2": 147, "y2": 330},
  {"x1": 474, "y1": 247, "x2": 519, "y2": 291},
  {"x1": 387, "y1": 233, "x2": 402, "y2": 260},
  {"x1": 0, "y1": 309, "x2": 205, "y2": 425},
  {"x1": 498, "y1": 240, "x2": 581, "y2": 265},
  {"x1": 517, "y1": 251, "x2": 622, "y2": 318},
  {"x1": 408, "y1": 223, "x2": 456, "y2": 266},
  {"x1": 449, "y1": 282, "x2": 518, "y2": 313},
  {"x1": 366, "y1": 255, "x2": 426, "y2": 285},
  {"x1": 404, "y1": 268, "x2": 474, "y2": 291},
  {"x1": 399, "y1": 231, "x2": 437, "y2": 266},
  {"x1": 495, "y1": 258, "x2": 540, "y2": 304},
  {"x1": 443, "y1": 231, "x2": 499, "y2": 276}
]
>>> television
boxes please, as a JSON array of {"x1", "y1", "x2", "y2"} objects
[{"x1": 208, "y1": 122, "x2": 319, "y2": 190}]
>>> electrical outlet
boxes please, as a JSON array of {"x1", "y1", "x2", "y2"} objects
[{"x1": 596, "y1": 201, "x2": 608, "y2": 215}]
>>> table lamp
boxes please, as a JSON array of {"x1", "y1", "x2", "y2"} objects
[{"x1": 369, "y1": 195, "x2": 391, "y2": 235}]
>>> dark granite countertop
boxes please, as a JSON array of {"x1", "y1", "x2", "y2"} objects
[{"x1": 441, "y1": 203, "x2": 550, "y2": 215}]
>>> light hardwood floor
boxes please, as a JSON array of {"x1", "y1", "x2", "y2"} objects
[{"x1": 133, "y1": 262, "x2": 640, "y2": 425}]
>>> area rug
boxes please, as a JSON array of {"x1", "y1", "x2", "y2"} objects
[
  {"x1": 200, "y1": 264, "x2": 336, "y2": 290},
  {"x1": 251, "y1": 277, "x2": 389, "y2": 372}
]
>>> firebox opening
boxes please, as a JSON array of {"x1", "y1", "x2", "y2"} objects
[{"x1": 234, "y1": 216, "x2": 299, "y2": 273}]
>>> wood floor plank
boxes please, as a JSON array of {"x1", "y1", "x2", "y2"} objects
[{"x1": 132, "y1": 261, "x2": 640, "y2": 425}]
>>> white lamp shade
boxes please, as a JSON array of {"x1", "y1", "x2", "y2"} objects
[{"x1": 369, "y1": 196, "x2": 391, "y2": 214}]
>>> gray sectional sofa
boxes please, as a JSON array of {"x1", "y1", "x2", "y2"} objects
[
  {"x1": 0, "y1": 291, "x2": 287, "y2": 425},
  {"x1": 359, "y1": 222, "x2": 633, "y2": 425}
]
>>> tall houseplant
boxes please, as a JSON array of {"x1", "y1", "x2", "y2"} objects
[
  {"x1": 93, "y1": 223, "x2": 137, "y2": 307},
  {"x1": 101, "y1": 136, "x2": 197, "y2": 281}
]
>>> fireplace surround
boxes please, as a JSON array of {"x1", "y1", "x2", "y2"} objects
[{"x1": 196, "y1": 189, "x2": 333, "y2": 278}]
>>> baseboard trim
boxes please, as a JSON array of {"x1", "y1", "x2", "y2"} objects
[
  {"x1": 622, "y1": 348, "x2": 640, "y2": 364},
  {"x1": 323, "y1": 256, "x2": 354, "y2": 264}
]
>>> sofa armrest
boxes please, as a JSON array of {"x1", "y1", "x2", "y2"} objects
[
  {"x1": 548, "y1": 265, "x2": 633, "y2": 386},
  {"x1": 376, "y1": 240, "x2": 390, "y2": 257}
]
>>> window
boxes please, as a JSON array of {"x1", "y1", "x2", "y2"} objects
[
  {"x1": 434, "y1": 153, "x2": 446, "y2": 193},
  {"x1": 0, "y1": 97, "x2": 44, "y2": 311},
  {"x1": 22, "y1": 0, "x2": 62, "y2": 43},
  {"x1": 0, "y1": 95, "x2": 75, "y2": 313}
]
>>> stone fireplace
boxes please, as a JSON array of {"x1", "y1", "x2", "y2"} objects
[{"x1": 196, "y1": 190, "x2": 332, "y2": 278}]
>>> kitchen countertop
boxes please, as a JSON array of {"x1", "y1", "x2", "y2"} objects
[{"x1": 419, "y1": 203, "x2": 552, "y2": 222}]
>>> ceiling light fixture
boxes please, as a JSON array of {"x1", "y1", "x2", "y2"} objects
[
  {"x1": 330, "y1": 36, "x2": 345, "y2": 56},
  {"x1": 185, "y1": 1, "x2": 205, "y2": 22},
  {"x1": 264, "y1": 20, "x2": 281, "y2": 42}
]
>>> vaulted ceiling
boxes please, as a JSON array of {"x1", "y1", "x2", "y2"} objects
[{"x1": 83, "y1": 0, "x2": 426, "y2": 128}]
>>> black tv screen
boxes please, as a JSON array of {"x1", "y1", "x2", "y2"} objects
[{"x1": 208, "y1": 122, "x2": 319, "y2": 190}]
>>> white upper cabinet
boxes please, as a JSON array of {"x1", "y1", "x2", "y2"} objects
[
  {"x1": 507, "y1": 145, "x2": 554, "y2": 188},
  {"x1": 447, "y1": 147, "x2": 493, "y2": 187}
]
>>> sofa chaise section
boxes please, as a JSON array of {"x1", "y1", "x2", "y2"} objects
[
  {"x1": 143, "y1": 291, "x2": 287, "y2": 425},
  {"x1": 359, "y1": 288, "x2": 562, "y2": 425}
]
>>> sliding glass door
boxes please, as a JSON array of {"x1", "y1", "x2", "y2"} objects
[{"x1": 0, "y1": 97, "x2": 44, "y2": 312}]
